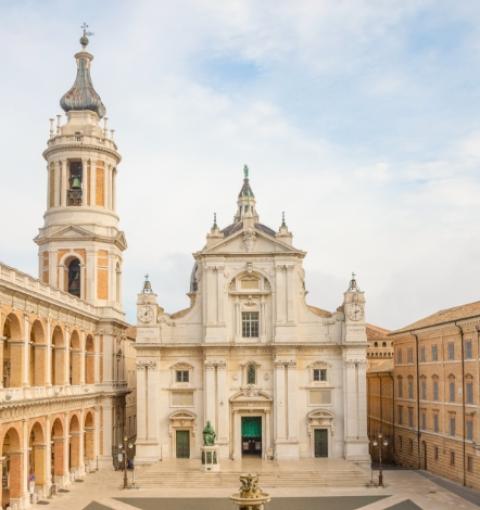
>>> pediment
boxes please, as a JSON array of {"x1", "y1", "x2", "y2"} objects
[
  {"x1": 51, "y1": 225, "x2": 95, "y2": 239},
  {"x1": 202, "y1": 227, "x2": 304, "y2": 256},
  {"x1": 229, "y1": 388, "x2": 272, "y2": 403}
]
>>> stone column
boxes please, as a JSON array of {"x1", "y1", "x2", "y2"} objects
[
  {"x1": 46, "y1": 320, "x2": 52, "y2": 387},
  {"x1": 100, "y1": 398, "x2": 113, "y2": 465},
  {"x1": 60, "y1": 160, "x2": 67, "y2": 207},
  {"x1": 286, "y1": 360, "x2": 298, "y2": 441},
  {"x1": 273, "y1": 361, "x2": 286, "y2": 442},
  {"x1": 135, "y1": 360, "x2": 161, "y2": 463},
  {"x1": 64, "y1": 327, "x2": 70, "y2": 385},
  {"x1": 79, "y1": 332, "x2": 86, "y2": 385},
  {"x1": 45, "y1": 415, "x2": 52, "y2": 491},
  {"x1": 204, "y1": 361, "x2": 216, "y2": 426},
  {"x1": 77, "y1": 411, "x2": 85, "y2": 476},
  {"x1": 22, "y1": 315, "x2": 30, "y2": 388},
  {"x1": 21, "y1": 419, "x2": 29, "y2": 505},
  {"x1": 216, "y1": 361, "x2": 228, "y2": 454},
  {"x1": 0, "y1": 334, "x2": 4, "y2": 388},
  {"x1": 94, "y1": 334, "x2": 101, "y2": 384}
]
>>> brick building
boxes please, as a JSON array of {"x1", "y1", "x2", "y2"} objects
[{"x1": 389, "y1": 301, "x2": 480, "y2": 488}]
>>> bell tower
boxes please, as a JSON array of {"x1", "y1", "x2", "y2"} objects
[{"x1": 35, "y1": 28, "x2": 126, "y2": 312}]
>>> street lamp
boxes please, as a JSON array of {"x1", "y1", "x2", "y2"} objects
[
  {"x1": 118, "y1": 435, "x2": 133, "y2": 489},
  {"x1": 371, "y1": 432, "x2": 389, "y2": 487}
]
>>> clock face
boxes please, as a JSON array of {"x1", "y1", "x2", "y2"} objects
[
  {"x1": 348, "y1": 304, "x2": 363, "y2": 321},
  {"x1": 137, "y1": 306, "x2": 153, "y2": 323}
]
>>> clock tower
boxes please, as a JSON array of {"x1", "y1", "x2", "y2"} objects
[{"x1": 35, "y1": 28, "x2": 126, "y2": 312}]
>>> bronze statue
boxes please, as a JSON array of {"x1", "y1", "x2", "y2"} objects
[{"x1": 202, "y1": 421, "x2": 216, "y2": 446}]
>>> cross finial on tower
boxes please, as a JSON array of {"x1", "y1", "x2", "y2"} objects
[
  {"x1": 80, "y1": 22, "x2": 94, "y2": 49},
  {"x1": 348, "y1": 272, "x2": 359, "y2": 291},
  {"x1": 142, "y1": 274, "x2": 153, "y2": 294},
  {"x1": 243, "y1": 164, "x2": 249, "y2": 179},
  {"x1": 281, "y1": 211, "x2": 287, "y2": 228},
  {"x1": 212, "y1": 212, "x2": 218, "y2": 230}
]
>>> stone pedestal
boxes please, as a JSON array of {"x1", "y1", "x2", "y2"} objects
[{"x1": 201, "y1": 445, "x2": 219, "y2": 472}]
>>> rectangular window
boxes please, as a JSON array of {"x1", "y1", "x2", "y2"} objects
[
  {"x1": 419, "y1": 346, "x2": 426, "y2": 362},
  {"x1": 408, "y1": 439, "x2": 413, "y2": 453},
  {"x1": 468, "y1": 456, "x2": 474, "y2": 473},
  {"x1": 398, "y1": 379, "x2": 403, "y2": 398},
  {"x1": 397, "y1": 349, "x2": 403, "y2": 364},
  {"x1": 448, "y1": 342, "x2": 455, "y2": 360},
  {"x1": 450, "y1": 451, "x2": 455, "y2": 466},
  {"x1": 434, "y1": 446, "x2": 439, "y2": 461},
  {"x1": 408, "y1": 407, "x2": 414, "y2": 428},
  {"x1": 407, "y1": 348, "x2": 414, "y2": 364},
  {"x1": 431, "y1": 344, "x2": 438, "y2": 361},
  {"x1": 421, "y1": 411, "x2": 426, "y2": 430},
  {"x1": 466, "y1": 420, "x2": 474, "y2": 441},
  {"x1": 408, "y1": 380, "x2": 414, "y2": 399},
  {"x1": 242, "y1": 311, "x2": 259, "y2": 338},
  {"x1": 449, "y1": 381, "x2": 455, "y2": 402},
  {"x1": 398, "y1": 435, "x2": 403, "y2": 451},
  {"x1": 466, "y1": 382, "x2": 474, "y2": 404},
  {"x1": 465, "y1": 339, "x2": 473, "y2": 359},
  {"x1": 398, "y1": 406, "x2": 403, "y2": 425},
  {"x1": 433, "y1": 413, "x2": 439, "y2": 433},
  {"x1": 421, "y1": 380, "x2": 427, "y2": 400},
  {"x1": 176, "y1": 370, "x2": 189, "y2": 383},
  {"x1": 449, "y1": 415, "x2": 456, "y2": 437},
  {"x1": 313, "y1": 368, "x2": 327, "y2": 382},
  {"x1": 433, "y1": 380, "x2": 439, "y2": 401}
]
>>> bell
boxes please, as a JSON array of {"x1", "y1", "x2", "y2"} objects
[{"x1": 71, "y1": 176, "x2": 81, "y2": 189}]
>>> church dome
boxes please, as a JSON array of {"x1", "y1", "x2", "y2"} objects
[{"x1": 60, "y1": 32, "x2": 106, "y2": 118}]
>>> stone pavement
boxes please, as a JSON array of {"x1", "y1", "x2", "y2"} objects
[{"x1": 31, "y1": 463, "x2": 479, "y2": 510}]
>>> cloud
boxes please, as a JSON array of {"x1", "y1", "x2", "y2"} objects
[{"x1": 1, "y1": 1, "x2": 480, "y2": 331}]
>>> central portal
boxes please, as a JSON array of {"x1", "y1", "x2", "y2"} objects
[{"x1": 241, "y1": 416, "x2": 262, "y2": 457}]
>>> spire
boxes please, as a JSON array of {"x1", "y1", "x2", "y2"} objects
[
  {"x1": 142, "y1": 274, "x2": 153, "y2": 294},
  {"x1": 212, "y1": 212, "x2": 218, "y2": 230},
  {"x1": 60, "y1": 23, "x2": 106, "y2": 118},
  {"x1": 234, "y1": 165, "x2": 258, "y2": 223},
  {"x1": 281, "y1": 211, "x2": 287, "y2": 229}
]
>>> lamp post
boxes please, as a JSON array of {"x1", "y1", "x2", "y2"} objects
[
  {"x1": 118, "y1": 435, "x2": 133, "y2": 489},
  {"x1": 371, "y1": 433, "x2": 389, "y2": 487}
]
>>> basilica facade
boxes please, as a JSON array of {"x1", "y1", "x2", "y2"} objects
[{"x1": 135, "y1": 168, "x2": 370, "y2": 464}]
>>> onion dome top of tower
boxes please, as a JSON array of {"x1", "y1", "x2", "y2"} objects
[{"x1": 60, "y1": 23, "x2": 106, "y2": 119}]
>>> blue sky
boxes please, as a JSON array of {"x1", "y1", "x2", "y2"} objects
[{"x1": 2, "y1": 0, "x2": 480, "y2": 329}]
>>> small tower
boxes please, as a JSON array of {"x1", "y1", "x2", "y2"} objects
[
  {"x1": 234, "y1": 165, "x2": 259, "y2": 227},
  {"x1": 343, "y1": 273, "x2": 367, "y2": 342},
  {"x1": 35, "y1": 27, "x2": 126, "y2": 311}
]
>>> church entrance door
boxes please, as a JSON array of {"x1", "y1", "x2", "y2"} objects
[
  {"x1": 176, "y1": 430, "x2": 190, "y2": 459},
  {"x1": 241, "y1": 417, "x2": 262, "y2": 457},
  {"x1": 314, "y1": 429, "x2": 328, "y2": 457}
]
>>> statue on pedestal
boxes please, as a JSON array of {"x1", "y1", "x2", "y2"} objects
[{"x1": 203, "y1": 421, "x2": 216, "y2": 446}]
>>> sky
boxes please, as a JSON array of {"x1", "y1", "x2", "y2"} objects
[{"x1": 1, "y1": 0, "x2": 480, "y2": 330}]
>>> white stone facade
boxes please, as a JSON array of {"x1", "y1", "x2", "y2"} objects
[{"x1": 135, "y1": 170, "x2": 369, "y2": 464}]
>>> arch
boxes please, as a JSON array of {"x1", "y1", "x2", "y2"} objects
[
  {"x1": 69, "y1": 330, "x2": 81, "y2": 385},
  {"x1": 51, "y1": 418, "x2": 65, "y2": 481},
  {"x1": 68, "y1": 414, "x2": 81, "y2": 472},
  {"x1": 1, "y1": 427, "x2": 22, "y2": 506},
  {"x1": 65, "y1": 257, "x2": 81, "y2": 298},
  {"x1": 28, "y1": 422, "x2": 46, "y2": 489},
  {"x1": 85, "y1": 335, "x2": 95, "y2": 384},
  {"x1": 84, "y1": 411, "x2": 95, "y2": 465},
  {"x1": 30, "y1": 320, "x2": 46, "y2": 386},
  {"x1": 2, "y1": 313, "x2": 23, "y2": 388},
  {"x1": 51, "y1": 326, "x2": 65, "y2": 385},
  {"x1": 227, "y1": 269, "x2": 272, "y2": 293}
]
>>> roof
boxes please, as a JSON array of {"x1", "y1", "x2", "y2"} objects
[
  {"x1": 390, "y1": 300, "x2": 480, "y2": 335},
  {"x1": 60, "y1": 41, "x2": 106, "y2": 118},
  {"x1": 221, "y1": 222, "x2": 276, "y2": 239},
  {"x1": 307, "y1": 305, "x2": 332, "y2": 318},
  {"x1": 366, "y1": 323, "x2": 390, "y2": 340}
]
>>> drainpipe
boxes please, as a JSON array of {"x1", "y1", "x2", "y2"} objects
[
  {"x1": 454, "y1": 321, "x2": 466, "y2": 487},
  {"x1": 389, "y1": 370, "x2": 395, "y2": 463},
  {"x1": 411, "y1": 333, "x2": 421, "y2": 469}
]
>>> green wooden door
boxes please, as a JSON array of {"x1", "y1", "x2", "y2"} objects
[
  {"x1": 176, "y1": 430, "x2": 190, "y2": 458},
  {"x1": 241, "y1": 417, "x2": 262, "y2": 456},
  {"x1": 314, "y1": 429, "x2": 328, "y2": 457}
]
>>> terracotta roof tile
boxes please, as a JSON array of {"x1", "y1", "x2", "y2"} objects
[{"x1": 391, "y1": 300, "x2": 480, "y2": 335}]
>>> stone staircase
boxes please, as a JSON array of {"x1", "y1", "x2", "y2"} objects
[{"x1": 136, "y1": 460, "x2": 370, "y2": 488}]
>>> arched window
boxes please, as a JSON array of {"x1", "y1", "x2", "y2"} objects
[
  {"x1": 67, "y1": 259, "x2": 81, "y2": 297},
  {"x1": 247, "y1": 364, "x2": 256, "y2": 385}
]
